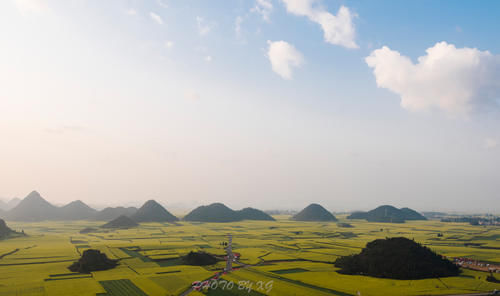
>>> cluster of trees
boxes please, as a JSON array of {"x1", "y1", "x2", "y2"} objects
[
  {"x1": 441, "y1": 216, "x2": 500, "y2": 226},
  {"x1": 182, "y1": 251, "x2": 218, "y2": 266},
  {"x1": 68, "y1": 249, "x2": 117, "y2": 273},
  {"x1": 334, "y1": 237, "x2": 460, "y2": 279}
]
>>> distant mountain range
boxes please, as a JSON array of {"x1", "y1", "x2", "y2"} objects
[
  {"x1": 347, "y1": 205, "x2": 427, "y2": 223},
  {"x1": 292, "y1": 203, "x2": 337, "y2": 222},
  {"x1": 0, "y1": 198, "x2": 21, "y2": 211},
  {"x1": 183, "y1": 203, "x2": 275, "y2": 222},
  {"x1": 5, "y1": 191, "x2": 59, "y2": 222},
  {"x1": 0, "y1": 191, "x2": 177, "y2": 223},
  {"x1": 0, "y1": 191, "x2": 427, "y2": 225}
]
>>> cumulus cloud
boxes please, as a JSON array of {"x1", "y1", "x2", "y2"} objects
[
  {"x1": 150, "y1": 12, "x2": 163, "y2": 25},
  {"x1": 281, "y1": 0, "x2": 358, "y2": 49},
  {"x1": 251, "y1": 0, "x2": 273, "y2": 22},
  {"x1": 196, "y1": 16, "x2": 214, "y2": 36},
  {"x1": 267, "y1": 40, "x2": 304, "y2": 80},
  {"x1": 366, "y1": 42, "x2": 500, "y2": 115}
]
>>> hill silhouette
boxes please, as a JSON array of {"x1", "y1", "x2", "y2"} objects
[
  {"x1": 4, "y1": 191, "x2": 127, "y2": 221},
  {"x1": 57, "y1": 200, "x2": 97, "y2": 220},
  {"x1": 400, "y1": 207, "x2": 427, "y2": 220},
  {"x1": 0, "y1": 219, "x2": 14, "y2": 239},
  {"x1": 183, "y1": 203, "x2": 274, "y2": 222},
  {"x1": 5, "y1": 191, "x2": 59, "y2": 221},
  {"x1": 347, "y1": 205, "x2": 426, "y2": 223},
  {"x1": 131, "y1": 200, "x2": 178, "y2": 222},
  {"x1": 184, "y1": 203, "x2": 238, "y2": 222},
  {"x1": 292, "y1": 204, "x2": 337, "y2": 221},
  {"x1": 0, "y1": 198, "x2": 21, "y2": 211},
  {"x1": 92, "y1": 207, "x2": 137, "y2": 221},
  {"x1": 334, "y1": 237, "x2": 459, "y2": 279},
  {"x1": 237, "y1": 207, "x2": 275, "y2": 221},
  {"x1": 7, "y1": 198, "x2": 21, "y2": 210},
  {"x1": 0, "y1": 200, "x2": 7, "y2": 211},
  {"x1": 68, "y1": 249, "x2": 117, "y2": 273},
  {"x1": 101, "y1": 215, "x2": 139, "y2": 229},
  {"x1": 0, "y1": 219, "x2": 25, "y2": 239}
]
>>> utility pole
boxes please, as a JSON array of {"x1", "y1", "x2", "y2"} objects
[{"x1": 225, "y1": 233, "x2": 233, "y2": 272}]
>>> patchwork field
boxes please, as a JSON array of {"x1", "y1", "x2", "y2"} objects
[{"x1": 0, "y1": 217, "x2": 499, "y2": 296}]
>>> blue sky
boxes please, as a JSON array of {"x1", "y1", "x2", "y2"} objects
[{"x1": 1, "y1": 0, "x2": 499, "y2": 212}]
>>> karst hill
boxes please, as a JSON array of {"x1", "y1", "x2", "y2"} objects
[
  {"x1": 348, "y1": 205, "x2": 426, "y2": 223},
  {"x1": 292, "y1": 203, "x2": 337, "y2": 221},
  {"x1": 183, "y1": 203, "x2": 275, "y2": 222}
]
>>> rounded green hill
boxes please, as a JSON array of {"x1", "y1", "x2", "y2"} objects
[{"x1": 334, "y1": 237, "x2": 460, "y2": 279}]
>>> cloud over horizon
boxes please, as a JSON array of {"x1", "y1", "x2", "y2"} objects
[
  {"x1": 282, "y1": 0, "x2": 358, "y2": 49},
  {"x1": 366, "y1": 42, "x2": 500, "y2": 115}
]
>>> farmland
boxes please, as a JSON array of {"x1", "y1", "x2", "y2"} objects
[{"x1": 0, "y1": 217, "x2": 499, "y2": 296}]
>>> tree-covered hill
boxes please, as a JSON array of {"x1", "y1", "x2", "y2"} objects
[
  {"x1": 334, "y1": 237, "x2": 459, "y2": 279},
  {"x1": 183, "y1": 203, "x2": 274, "y2": 222},
  {"x1": 292, "y1": 203, "x2": 337, "y2": 221},
  {"x1": 347, "y1": 205, "x2": 426, "y2": 223},
  {"x1": 131, "y1": 200, "x2": 178, "y2": 222}
]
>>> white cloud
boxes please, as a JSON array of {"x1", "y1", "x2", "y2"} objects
[
  {"x1": 366, "y1": 42, "x2": 500, "y2": 115},
  {"x1": 165, "y1": 41, "x2": 174, "y2": 49},
  {"x1": 157, "y1": 0, "x2": 168, "y2": 9},
  {"x1": 251, "y1": 0, "x2": 273, "y2": 22},
  {"x1": 150, "y1": 12, "x2": 164, "y2": 25},
  {"x1": 266, "y1": 40, "x2": 304, "y2": 80},
  {"x1": 484, "y1": 138, "x2": 498, "y2": 149},
  {"x1": 14, "y1": 0, "x2": 48, "y2": 15},
  {"x1": 205, "y1": 56, "x2": 213, "y2": 63},
  {"x1": 196, "y1": 16, "x2": 214, "y2": 36},
  {"x1": 126, "y1": 9, "x2": 137, "y2": 16},
  {"x1": 235, "y1": 16, "x2": 244, "y2": 38},
  {"x1": 281, "y1": 0, "x2": 358, "y2": 49}
]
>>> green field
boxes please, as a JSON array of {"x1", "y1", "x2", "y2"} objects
[{"x1": 0, "y1": 217, "x2": 499, "y2": 296}]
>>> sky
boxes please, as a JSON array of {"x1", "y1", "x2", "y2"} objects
[{"x1": 1, "y1": 0, "x2": 500, "y2": 213}]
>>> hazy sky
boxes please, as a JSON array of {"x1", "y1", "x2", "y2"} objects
[{"x1": 1, "y1": 0, "x2": 500, "y2": 212}]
